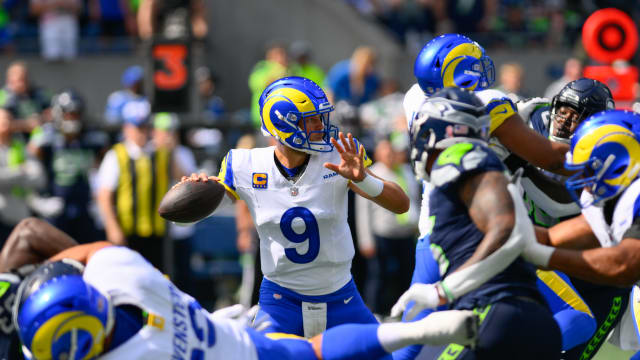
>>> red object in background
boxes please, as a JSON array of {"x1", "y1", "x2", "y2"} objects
[
  {"x1": 584, "y1": 65, "x2": 638, "y2": 108},
  {"x1": 582, "y1": 8, "x2": 638, "y2": 64},
  {"x1": 150, "y1": 40, "x2": 191, "y2": 113}
]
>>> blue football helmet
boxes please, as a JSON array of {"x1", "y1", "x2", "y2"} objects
[
  {"x1": 15, "y1": 274, "x2": 113, "y2": 360},
  {"x1": 410, "y1": 87, "x2": 489, "y2": 181},
  {"x1": 565, "y1": 110, "x2": 640, "y2": 207},
  {"x1": 550, "y1": 78, "x2": 615, "y2": 144},
  {"x1": 414, "y1": 34, "x2": 495, "y2": 95},
  {"x1": 259, "y1": 76, "x2": 338, "y2": 154}
]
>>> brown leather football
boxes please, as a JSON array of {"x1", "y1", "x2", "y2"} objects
[{"x1": 158, "y1": 180, "x2": 226, "y2": 223}]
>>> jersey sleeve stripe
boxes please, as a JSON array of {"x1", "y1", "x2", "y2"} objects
[
  {"x1": 218, "y1": 151, "x2": 240, "y2": 199},
  {"x1": 486, "y1": 98, "x2": 517, "y2": 134}
]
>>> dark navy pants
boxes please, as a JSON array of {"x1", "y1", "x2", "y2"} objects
[{"x1": 416, "y1": 297, "x2": 562, "y2": 360}]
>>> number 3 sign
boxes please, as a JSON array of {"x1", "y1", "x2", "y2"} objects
[{"x1": 151, "y1": 40, "x2": 191, "y2": 113}]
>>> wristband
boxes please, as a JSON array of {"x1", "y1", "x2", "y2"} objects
[{"x1": 354, "y1": 174, "x2": 384, "y2": 197}]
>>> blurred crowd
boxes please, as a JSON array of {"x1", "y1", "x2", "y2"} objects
[
  {"x1": 344, "y1": 0, "x2": 640, "y2": 52},
  {"x1": 0, "y1": 0, "x2": 207, "y2": 60}
]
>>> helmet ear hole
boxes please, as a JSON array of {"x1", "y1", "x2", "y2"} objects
[
  {"x1": 612, "y1": 166, "x2": 625, "y2": 175},
  {"x1": 435, "y1": 58, "x2": 441, "y2": 68}
]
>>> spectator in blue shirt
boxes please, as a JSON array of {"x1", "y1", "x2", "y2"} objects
[
  {"x1": 326, "y1": 46, "x2": 380, "y2": 106},
  {"x1": 104, "y1": 65, "x2": 147, "y2": 128}
]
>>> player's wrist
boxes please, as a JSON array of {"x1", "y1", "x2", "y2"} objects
[
  {"x1": 524, "y1": 242, "x2": 555, "y2": 267},
  {"x1": 435, "y1": 281, "x2": 453, "y2": 304},
  {"x1": 354, "y1": 174, "x2": 384, "y2": 197}
]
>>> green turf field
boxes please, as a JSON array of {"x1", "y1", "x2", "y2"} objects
[{"x1": 592, "y1": 342, "x2": 635, "y2": 360}]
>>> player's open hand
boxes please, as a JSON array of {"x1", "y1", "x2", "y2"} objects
[{"x1": 323, "y1": 132, "x2": 366, "y2": 182}]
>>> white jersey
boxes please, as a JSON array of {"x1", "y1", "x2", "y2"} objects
[
  {"x1": 403, "y1": 84, "x2": 517, "y2": 237},
  {"x1": 580, "y1": 181, "x2": 640, "y2": 350},
  {"x1": 218, "y1": 146, "x2": 371, "y2": 295},
  {"x1": 580, "y1": 180, "x2": 640, "y2": 248},
  {"x1": 84, "y1": 246, "x2": 259, "y2": 360}
]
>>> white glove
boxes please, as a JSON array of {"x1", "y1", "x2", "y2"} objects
[
  {"x1": 208, "y1": 304, "x2": 272, "y2": 332},
  {"x1": 522, "y1": 237, "x2": 555, "y2": 267},
  {"x1": 391, "y1": 283, "x2": 441, "y2": 320},
  {"x1": 209, "y1": 304, "x2": 247, "y2": 320},
  {"x1": 416, "y1": 310, "x2": 479, "y2": 346},
  {"x1": 516, "y1": 97, "x2": 549, "y2": 122}
]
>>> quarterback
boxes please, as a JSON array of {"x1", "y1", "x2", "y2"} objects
[{"x1": 180, "y1": 76, "x2": 409, "y2": 338}]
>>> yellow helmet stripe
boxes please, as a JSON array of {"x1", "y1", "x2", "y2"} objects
[
  {"x1": 261, "y1": 88, "x2": 316, "y2": 140},
  {"x1": 572, "y1": 124, "x2": 640, "y2": 187},
  {"x1": 441, "y1": 43, "x2": 482, "y2": 89},
  {"x1": 31, "y1": 311, "x2": 105, "y2": 360},
  {"x1": 572, "y1": 124, "x2": 633, "y2": 164}
]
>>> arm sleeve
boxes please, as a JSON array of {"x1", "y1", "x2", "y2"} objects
[{"x1": 440, "y1": 183, "x2": 529, "y2": 301}]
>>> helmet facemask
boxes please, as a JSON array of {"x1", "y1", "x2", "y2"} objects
[
  {"x1": 272, "y1": 103, "x2": 338, "y2": 154},
  {"x1": 550, "y1": 78, "x2": 615, "y2": 144}
]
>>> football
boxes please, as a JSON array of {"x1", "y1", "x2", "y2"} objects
[{"x1": 158, "y1": 180, "x2": 227, "y2": 223}]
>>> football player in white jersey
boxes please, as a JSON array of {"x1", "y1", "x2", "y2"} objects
[
  {"x1": 182, "y1": 76, "x2": 410, "y2": 338},
  {"x1": 522, "y1": 110, "x2": 640, "y2": 353},
  {"x1": 14, "y1": 241, "x2": 479, "y2": 360}
]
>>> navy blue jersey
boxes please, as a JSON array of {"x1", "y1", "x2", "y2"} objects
[
  {"x1": 428, "y1": 141, "x2": 540, "y2": 309},
  {"x1": 39, "y1": 130, "x2": 108, "y2": 204},
  {"x1": 529, "y1": 104, "x2": 551, "y2": 139}
]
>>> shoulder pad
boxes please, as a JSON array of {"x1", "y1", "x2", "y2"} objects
[
  {"x1": 431, "y1": 142, "x2": 503, "y2": 188},
  {"x1": 484, "y1": 97, "x2": 517, "y2": 134}
]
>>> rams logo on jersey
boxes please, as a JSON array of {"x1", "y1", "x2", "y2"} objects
[{"x1": 253, "y1": 173, "x2": 268, "y2": 189}]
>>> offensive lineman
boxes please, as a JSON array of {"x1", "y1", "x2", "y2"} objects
[
  {"x1": 523, "y1": 110, "x2": 640, "y2": 355},
  {"x1": 506, "y1": 78, "x2": 625, "y2": 360},
  {"x1": 14, "y1": 241, "x2": 479, "y2": 360}
]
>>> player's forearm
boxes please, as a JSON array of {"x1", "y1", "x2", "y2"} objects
[
  {"x1": 0, "y1": 218, "x2": 77, "y2": 272},
  {"x1": 49, "y1": 241, "x2": 113, "y2": 265},
  {"x1": 549, "y1": 246, "x2": 639, "y2": 287},
  {"x1": 547, "y1": 215, "x2": 600, "y2": 250},
  {"x1": 373, "y1": 180, "x2": 410, "y2": 214},
  {"x1": 495, "y1": 115, "x2": 569, "y2": 174}
]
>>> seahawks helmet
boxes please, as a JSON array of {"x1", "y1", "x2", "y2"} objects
[
  {"x1": 550, "y1": 78, "x2": 614, "y2": 144},
  {"x1": 414, "y1": 34, "x2": 495, "y2": 95},
  {"x1": 14, "y1": 261, "x2": 111, "y2": 360},
  {"x1": 565, "y1": 110, "x2": 640, "y2": 207},
  {"x1": 51, "y1": 89, "x2": 86, "y2": 135},
  {"x1": 410, "y1": 87, "x2": 489, "y2": 181},
  {"x1": 259, "y1": 76, "x2": 337, "y2": 154}
]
